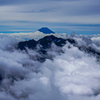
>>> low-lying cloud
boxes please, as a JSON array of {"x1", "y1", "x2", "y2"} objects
[
  {"x1": 0, "y1": 35, "x2": 100, "y2": 100},
  {"x1": 0, "y1": 31, "x2": 67, "y2": 41}
]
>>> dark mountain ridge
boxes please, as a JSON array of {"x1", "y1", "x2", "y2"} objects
[
  {"x1": 17, "y1": 35, "x2": 100, "y2": 62},
  {"x1": 17, "y1": 35, "x2": 75, "y2": 51}
]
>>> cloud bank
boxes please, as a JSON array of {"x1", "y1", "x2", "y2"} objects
[
  {"x1": 0, "y1": 34, "x2": 100, "y2": 100},
  {"x1": 0, "y1": 31, "x2": 67, "y2": 41}
]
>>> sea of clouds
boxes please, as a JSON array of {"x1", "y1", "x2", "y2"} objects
[
  {"x1": 0, "y1": 31, "x2": 67, "y2": 41},
  {"x1": 0, "y1": 33, "x2": 100, "y2": 100}
]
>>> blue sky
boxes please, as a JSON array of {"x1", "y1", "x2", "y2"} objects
[{"x1": 0, "y1": 0, "x2": 100, "y2": 35}]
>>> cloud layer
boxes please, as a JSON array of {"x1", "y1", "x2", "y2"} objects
[
  {"x1": 0, "y1": 0, "x2": 100, "y2": 24},
  {"x1": 0, "y1": 35, "x2": 100, "y2": 100},
  {"x1": 0, "y1": 31, "x2": 67, "y2": 41}
]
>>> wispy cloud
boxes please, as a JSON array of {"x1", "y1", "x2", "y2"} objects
[{"x1": 0, "y1": 0, "x2": 100, "y2": 23}]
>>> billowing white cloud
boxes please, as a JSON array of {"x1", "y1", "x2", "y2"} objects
[{"x1": 0, "y1": 34, "x2": 100, "y2": 100}]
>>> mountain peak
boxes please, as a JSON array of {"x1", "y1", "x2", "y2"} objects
[{"x1": 38, "y1": 27, "x2": 55, "y2": 34}]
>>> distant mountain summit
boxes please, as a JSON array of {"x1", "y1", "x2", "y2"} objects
[{"x1": 38, "y1": 27, "x2": 55, "y2": 34}]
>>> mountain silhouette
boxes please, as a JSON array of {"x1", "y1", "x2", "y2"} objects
[
  {"x1": 38, "y1": 27, "x2": 55, "y2": 34},
  {"x1": 17, "y1": 35, "x2": 100, "y2": 62}
]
